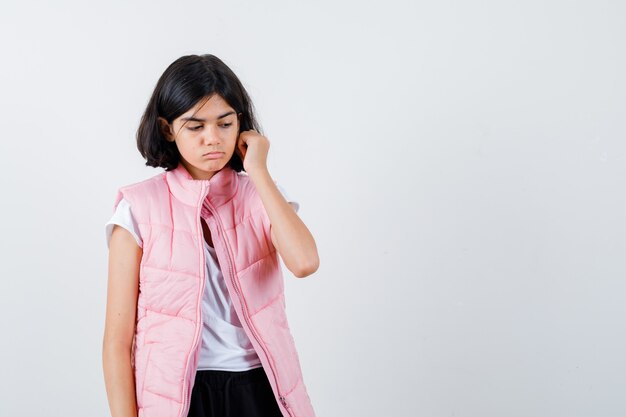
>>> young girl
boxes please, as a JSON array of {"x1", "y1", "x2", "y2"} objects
[{"x1": 102, "y1": 54, "x2": 318, "y2": 417}]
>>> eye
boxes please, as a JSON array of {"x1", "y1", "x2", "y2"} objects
[
  {"x1": 189, "y1": 125, "x2": 203, "y2": 131},
  {"x1": 220, "y1": 123, "x2": 232, "y2": 128}
]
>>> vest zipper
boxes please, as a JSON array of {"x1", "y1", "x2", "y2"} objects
[
  {"x1": 203, "y1": 198, "x2": 294, "y2": 417},
  {"x1": 179, "y1": 183, "x2": 210, "y2": 417}
]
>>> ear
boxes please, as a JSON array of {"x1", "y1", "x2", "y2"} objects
[{"x1": 157, "y1": 117, "x2": 174, "y2": 142}]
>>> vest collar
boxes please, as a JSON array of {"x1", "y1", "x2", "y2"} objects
[{"x1": 165, "y1": 162, "x2": 238, "y2": 207}]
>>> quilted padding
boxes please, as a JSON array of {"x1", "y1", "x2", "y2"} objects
[{"x1": 112, "y1": 164, "x2": 315, "y2": 417}]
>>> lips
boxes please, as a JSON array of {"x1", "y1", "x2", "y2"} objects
[{"x1": 202, "y1": 151, "x2": 224, "y2": 160}]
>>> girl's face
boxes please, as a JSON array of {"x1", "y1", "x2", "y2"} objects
[{"x1": 160, "y1": 94, "x2": 241, "y2": 180}]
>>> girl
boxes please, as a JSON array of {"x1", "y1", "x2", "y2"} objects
[{"x1": 102, "y1": 54, "x2": 319, "y2": 417}]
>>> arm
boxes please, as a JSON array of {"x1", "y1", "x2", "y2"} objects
[
  {"x1": 248, "y1": 169, "x2": 320, "y2": 278},
  {"x1": 102, "y1": 225, "x2": 141, "y2": 417}
]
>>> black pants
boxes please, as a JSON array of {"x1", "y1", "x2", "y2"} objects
[{"x1": 186, "y1": 366, "x2": 283, "y2": 417}]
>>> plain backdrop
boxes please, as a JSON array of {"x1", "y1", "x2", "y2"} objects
[{"x1": 0, "y1": 1, "x2": 624, "y2": 416}]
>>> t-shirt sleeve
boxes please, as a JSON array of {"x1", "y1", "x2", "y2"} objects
[
  {"x1": 105, "y1": 198, "x2": 143, "y2": 249},
  {"x1": 275, "y1": 181, "x2": 300, "y2": 213}
]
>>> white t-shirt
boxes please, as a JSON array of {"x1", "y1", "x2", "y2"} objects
[{"x1": 105, "y1": 181, "x2": 299, "y2": 371}]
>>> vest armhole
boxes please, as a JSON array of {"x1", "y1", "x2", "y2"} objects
[{"x1": 113, "y1": 189, "x2": 125, "y2": 212}]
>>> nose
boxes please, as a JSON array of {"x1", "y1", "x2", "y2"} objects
[{"x1": 201, "y1": 125, "x2": 221, "y2": 146}]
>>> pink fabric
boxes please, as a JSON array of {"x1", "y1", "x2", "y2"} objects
[{"x1": 112, "y1": 163, "x2": 315, "y2": 417}]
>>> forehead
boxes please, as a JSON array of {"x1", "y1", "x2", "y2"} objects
[{"x1": 180, "y1": 94, "x2": 235, "y2": 121}]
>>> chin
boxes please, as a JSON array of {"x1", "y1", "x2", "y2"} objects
[{"x1": 202, "y1": 161, "x2": 228, "y2": 171}]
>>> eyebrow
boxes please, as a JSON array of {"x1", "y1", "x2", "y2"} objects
[{"x1": 180, "y1": 111, "x2": 236, "y2": 123}]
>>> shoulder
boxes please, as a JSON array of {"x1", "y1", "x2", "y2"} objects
[
  {"x1": 113, "y1": 171, "x2": 168, "y2": 209},
  {"x1": 232, "y1": 171, "x2": 264, "y2": 215},
  {"x1": 235, "y1": 171, "x2": 300, "y2": 213},
  {"x1": 234, "y1": 170, "x2": 289, "y2": 194},
  {"x1": 234, "y1": 170, "x2": 258, "y2": 199},
  {"x1": 233, "y1": 170, "x2": 278, "y2": 201},
  {"x1": 118, "y1": 171, "x2": 167, "y2": 195}
]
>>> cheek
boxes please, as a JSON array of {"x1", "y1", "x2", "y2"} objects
[
  {"x1": 226, "y1": 132, "x2": 239, "y2": 147},
  {"x1": 174, "y1": 135, "x2": 196, "y2": 154}
]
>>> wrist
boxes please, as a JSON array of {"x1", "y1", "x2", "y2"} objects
[{"x1": 247, "y1": 166, "x2": 270, "y2": 180}]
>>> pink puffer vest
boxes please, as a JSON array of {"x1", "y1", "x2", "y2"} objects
[{"x1": 111, "y1": 163, "x2": 315, "y2": 417}]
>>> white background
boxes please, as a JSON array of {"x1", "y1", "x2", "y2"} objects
[{"x1": 0, "y1": 1, "x2": 624, "y2": 416}]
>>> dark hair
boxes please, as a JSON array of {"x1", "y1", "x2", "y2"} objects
[{"x1": 136, "y1": 54, "x2": 263, "y2": 172}]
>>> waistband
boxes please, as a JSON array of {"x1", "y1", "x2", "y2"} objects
[{"x1": 193, "y1": 366, "x2": 267, "y2": 389}]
